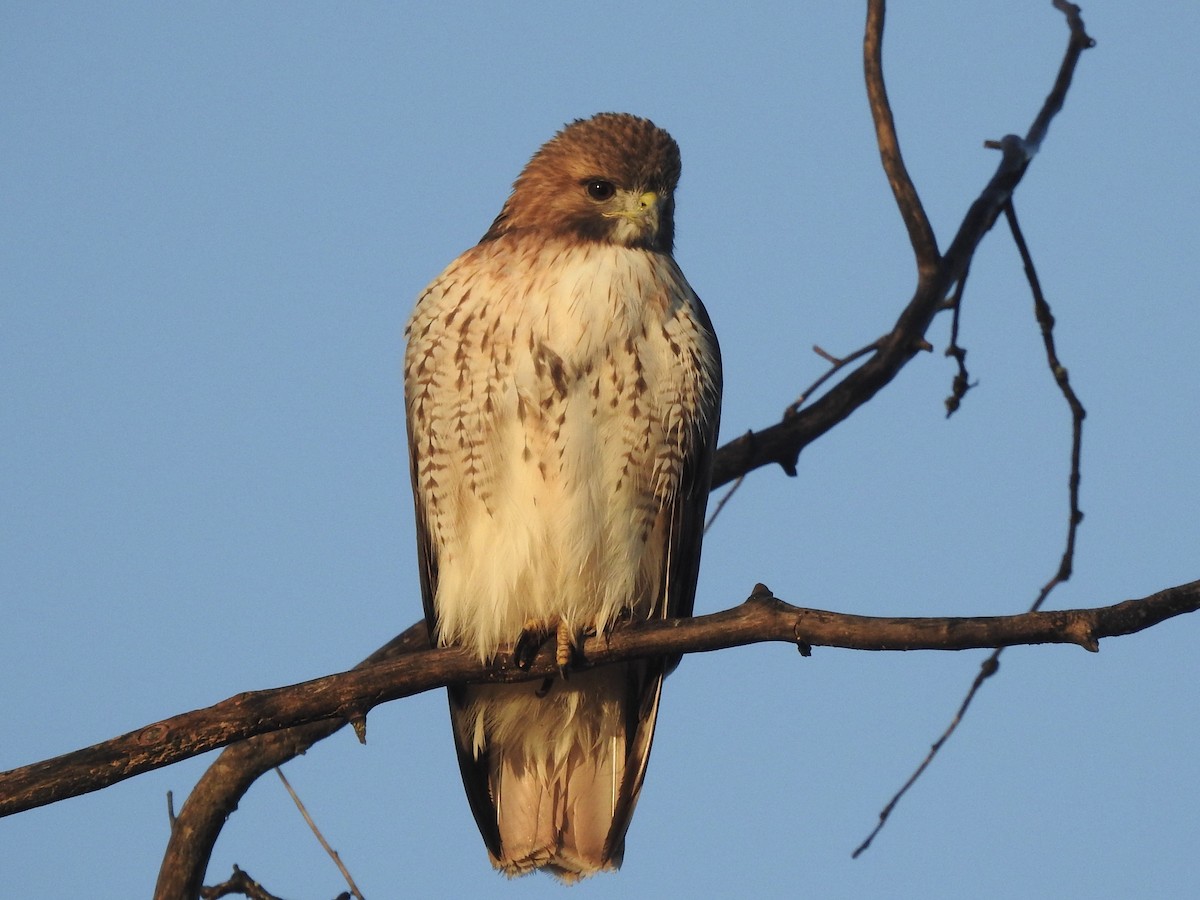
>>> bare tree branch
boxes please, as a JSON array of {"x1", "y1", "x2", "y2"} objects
[
  {"x1": 848, "y1": 1, "x2": 1095, "y2": 855},
  {"x1": 711, "y1": 1, "x2": 1094, "y2": 490},
  {"x1": 153, "y1": 624, "x2": 428, "y2": 900},
  {"x1": 864, "y1": 0, "x2": 940, "y2": 279},
  {"x1": 4, "y1": 579, "x2": 1198, "y2": 826}
]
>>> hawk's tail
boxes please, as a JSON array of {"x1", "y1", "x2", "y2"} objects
[{"x1": 450, "y1": 662, "x2": 664, "y2": 881}]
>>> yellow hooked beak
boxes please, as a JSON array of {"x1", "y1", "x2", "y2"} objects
[
  {"x1": 602, "y1": 190, "x2": 661, "y2": 239},
  {"x1": 635, "y1": 190, "x2": 659, "y2": 212}
]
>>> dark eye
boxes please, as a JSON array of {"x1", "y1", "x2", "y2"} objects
[{"x1": 585, "y1": 179, "x2": 616, "y2": 201}]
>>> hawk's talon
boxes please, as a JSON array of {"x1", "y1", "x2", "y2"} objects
[
  {"x1": 514, "y1": 627, "x2": 545, "y2": 670},
  {"x1": 515, "y1": 616, "x2": 566, "y2": 671}
]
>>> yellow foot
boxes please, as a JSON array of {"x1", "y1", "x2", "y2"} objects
[{"x1": 555, "y1": 621, "x2": 572, "y2": 671}]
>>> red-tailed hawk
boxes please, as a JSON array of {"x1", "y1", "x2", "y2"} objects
[{"x1": 404, "y1": 112, "x2": 722, "y2": 880}]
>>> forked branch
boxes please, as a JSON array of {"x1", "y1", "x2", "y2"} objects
[
  {"x1": 712, "y1": 0, "x2": 1094, "y2": 488},
  {"x1": 3, "y1": 580, "x2": 1197, "y2": 826}
]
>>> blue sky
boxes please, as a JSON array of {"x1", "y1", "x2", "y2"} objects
[{"x1": 3, "y1": 2, "x2": 1198, "y2": 898}]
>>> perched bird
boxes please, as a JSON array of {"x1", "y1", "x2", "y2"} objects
[{"x1": 404, "y1": 112, "x2": 722, "y2": 880}]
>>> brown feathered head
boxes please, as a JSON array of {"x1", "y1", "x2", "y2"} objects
[{"x1": 482, "y1": 112, "x2": 681, "y2": 253}]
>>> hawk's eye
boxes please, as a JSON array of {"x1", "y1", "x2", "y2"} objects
[{"x1": 585, "y1": 179, "x2": 616, "y2": 201}]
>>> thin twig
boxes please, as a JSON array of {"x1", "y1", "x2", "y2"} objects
[
  {"x1": 853, "y1": 654, "x2": 1000, "y2": 857},
  {"x1": 704, "y1": 473, "x2": 745, "y2": 534},
  {"x1": 943, "y1": 266, "x2": 973, "y2": 417},
  {"x1": 785, "y1": 339, "x2": 883, "y2": 417},
  {"x1": 275, "y1": 767, "x2": 366, "y2": 900},
  {"x1": 1005, "y1": 199, "x2": 1086, "y2": 605}
]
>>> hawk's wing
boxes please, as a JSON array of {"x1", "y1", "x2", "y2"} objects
[
  {"x1": 602, "y1": 302, "x2": 722, "y2": 861},
  {"x1": 406, "y1": 425, "x2": 507, "y2": 858}
]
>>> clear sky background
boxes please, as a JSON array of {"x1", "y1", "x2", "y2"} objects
[{"x1": 3, "y1": 2, "x2": 1198, "y2": 898}]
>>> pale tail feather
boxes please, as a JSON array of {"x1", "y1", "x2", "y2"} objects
[{"x1": 458, "y1": 664, "x2": 664, "y2": 881}]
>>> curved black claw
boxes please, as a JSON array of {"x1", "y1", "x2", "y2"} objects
[{"x1": 514, "y1": 628, "x2": 547, "y2": 671}]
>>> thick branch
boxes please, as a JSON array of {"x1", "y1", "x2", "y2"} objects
[
  {"x1": 153, "y1": 624, "x2": 429, "y2": 900},
  {"x1": 5, "y1": 579, "x2": 1197, "y2": 822},
  {"x1": 864, "y1": 0, "x2": 940, "y2": 279}
]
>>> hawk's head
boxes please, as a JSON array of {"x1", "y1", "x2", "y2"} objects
[{"x1": 482, "y1": 112, "x2": 681, "y2": 254}]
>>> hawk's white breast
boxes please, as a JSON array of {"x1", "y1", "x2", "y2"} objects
[{"x1": 405, "y1": 235, "x2": 718, "y2": 661}]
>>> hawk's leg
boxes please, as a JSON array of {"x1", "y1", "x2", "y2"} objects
[{"x1": 555, "y1": 622, "x2": 571, "y2": 671}]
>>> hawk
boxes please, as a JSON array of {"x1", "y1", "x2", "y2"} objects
[{"x1": 404, "y1": 112, "x2": 722, "y2": 880}]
